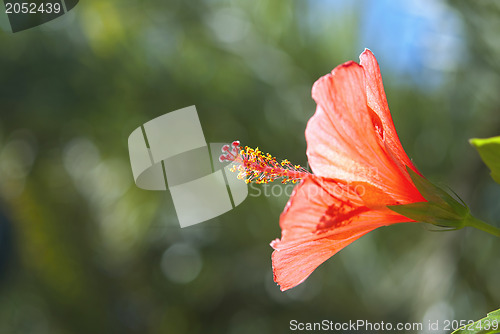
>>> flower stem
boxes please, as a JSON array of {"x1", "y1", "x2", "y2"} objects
[{"x1": 465, "y1": 215, "x2": 500, "y2": 237}]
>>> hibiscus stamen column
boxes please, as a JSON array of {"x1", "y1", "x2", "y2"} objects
[{"x1": 219, "y1": 141, "x2": 310, "y2": 184}]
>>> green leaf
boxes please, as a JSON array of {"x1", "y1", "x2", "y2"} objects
[
  {"x1": 451, "y1": 308, "x2": 500, "y2": 334},
  {"x1": 470, "y1": 136, "x2": 500, "y2": 184}
]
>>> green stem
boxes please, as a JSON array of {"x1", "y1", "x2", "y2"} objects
[{"x1": 465, "y1": 215, "x2": 500, "y2": 237}]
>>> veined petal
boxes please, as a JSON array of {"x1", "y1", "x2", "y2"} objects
[
  {"x1": 271, "y1": 175, "x2": 412, "y2": 291},
  {"x1": 306, "y1": 55, "x2": 424, "y2": 204},
  {"x1": 359, "y1": 49, "x2": 420, "y2": 175},
  {"x1": 307, "y1": 61, "x2": 378, "y2": 181}
]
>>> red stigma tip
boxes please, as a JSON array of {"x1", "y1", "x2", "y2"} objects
[{"x1": 219, "y1": 140, "x2": 241, "y2": 163}]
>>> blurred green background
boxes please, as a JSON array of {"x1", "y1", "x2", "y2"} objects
[{"x1": 0, "y1": 0, "x2": 499, "y2": 333}]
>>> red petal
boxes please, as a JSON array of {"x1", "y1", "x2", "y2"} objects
[
  {"x1": 271, "y1": 176, "x2": 411, "y2": 291},
  {"x1": 307, "y1": 61, "x2": 378, "y2": 182},
  {"x1": 359, "y1": 49, "x2": 420, "y2": 175},
  {"x1": 306, "y1": 55, "x2": 424, "y2": 204}
]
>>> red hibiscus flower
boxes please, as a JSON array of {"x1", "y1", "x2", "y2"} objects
[
  {"x1": 270, "y1": 49, "x2": 428, "y2": 291},
  {"x1": 220, "y1": 49, "x2": 497, "y2": 291}
]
